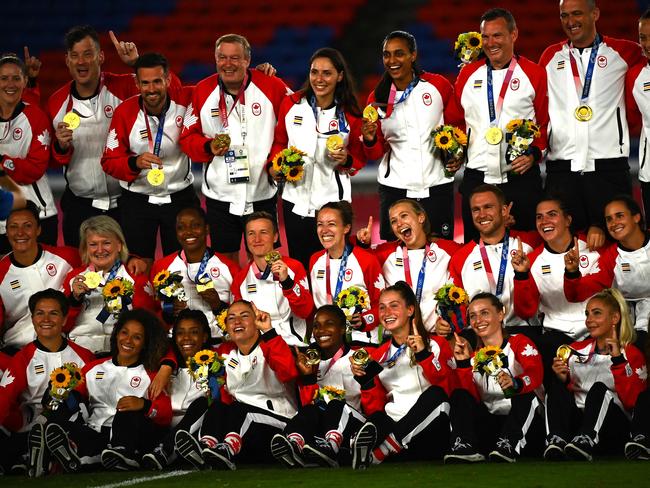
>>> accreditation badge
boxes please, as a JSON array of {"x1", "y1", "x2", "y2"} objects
[{"x1": 226, "y1": 145, "x2": 250, "y2": 183}]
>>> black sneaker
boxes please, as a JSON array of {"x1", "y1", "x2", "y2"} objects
[
  {"x1": 142, "y1": 446, "x2": 169, "y2": 470},
  {"x1": 174, "y1": 430, "x2": 205, "y2": 470},
  {"x1": 303, "y1": 437, "x2": 339, "y2": 468},
  {"x1": 202, "y1": 443, "x2": 236, "y2": 471},
  {"x1": 489, "y1": 437, "x2": 516, "y2": 463},
  {"x1": 444, "y1": 437, "x2": 485, "y2": 464},
  {"x1": 352, "y1": 423, "x2": 377, "y2": 470},
  {"x1": 625, "y1": 434, "x2": 650, "y2": 461},
  {"x1": 270, "y1": 434, "x2": 300, "y2": 468},
  {"x1": 565, "y1": 434, "x2": 593, "y2": 461},
  {"x1": 543, "y1": 435, "x2": 567, "y2": 461},
  {"x1": 45, "y1": 423, "x2": 81, "y2": 473},
  {"x1": 101, "y1": 446, "x2": 140, "y2": 471},
  {"x1": 27, "y1": 423, "x2": 46, "y2": 478}
]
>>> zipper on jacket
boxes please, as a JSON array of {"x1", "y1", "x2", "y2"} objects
[
  {"x1": 31, "y1": 182, "x2": 47, "y2": 215},
  {"x1": 203, "y1": 161, "x2": 212, "y2": 190},
  {"x1": 616, "y1": 107, "x2": 623, "y2": 154},
  {"x1": 384, "y1": 150, "x2": 391, "y2": 178},
  {"x1": 642, "y1": 137, "x2": 647, "y2": 170},
  {"x1": 334, "y1": 171, "x2": 344, "y2": 200}
]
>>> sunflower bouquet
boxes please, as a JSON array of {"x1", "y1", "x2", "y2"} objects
[
  {"x1": 47, "y1": 363, "x2": 83, "y2": 411},
  {"x1": 97, "y1": 277, "x2": 134, "y2": 322},
  {"x1": 430, "y1": 125, "x2": 467, "y2": 177},
  {"x1": 313, "y1": 385, "x2": 346, "y2": 408},
  {"x1": 152, "y1": 269, "x2": 187, "y2": 313},
  {"x1": 473, "y1": 345, "x2": 516, "y2": 397},
  {"x1": 214, "y1": 308, "x2": 229, "y2": 340},
  {"x1": 271, "y1": 146, "x2": 307, "y2": 183},
  {"x1": 187, "y1": 349, "x2": 226, "y2": 405},
  {"x1": 505, "y1": 119, "x2": 541, "y2": 165},
  {"x1": 454, "y1": 31, "x2": 482, "y2": 67},
  {"x1": 435, "y1": 284, "x2": 469, "y2": 334},
  {"x1": 335, "y1": 286, "x2": 370, "y2": 322}
]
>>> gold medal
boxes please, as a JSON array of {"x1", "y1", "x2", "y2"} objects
[
  {"x1": 264, "y1": 251, "x2": 282, "y2": 264},
  {"x1": 326, "y1": 134, "x2": 344, "y2": 152},
  {"x1": 574, "y1": 105, "x2": 593, "y2": 122},
  {"x1": 305, "y1": 348, "x2": 321, "y2": 366},
  {"x1": 351, "y1": 348, "x2": 370, "y2": 368},
  {"x1": 485, "y1": 126, "x2": 503, "y2": 145},
  {"x1": 213, "y1": 133, "x2": 231, "y2": 150},
  {"x1": 147, "y1": 168, "x2": 165, "y2": 186},
  {"x1": 83, "y1": 271, "x2": 102, "y2": 290},
  {"x1": 363, "y1": 105, "x2": 378, "y2": 122},
  {"x1": 556, "y1": 344, "x2": 574, "y2": 363},
  {"x1": 63, "y1": 111, "x2": 81, "y2": 130}
]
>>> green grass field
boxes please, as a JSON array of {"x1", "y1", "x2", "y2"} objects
[{"x1": 5, "y1": 460, "x2": 649, "y2": 488}]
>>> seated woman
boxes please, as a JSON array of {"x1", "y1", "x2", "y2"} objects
[
  {"x1": 43, "y1": 309, "x2": 171, "y2": 472},
  {"x1": 271, "y1": 304, "x2": 364, "y2": 468},
  {"x1": 545, "y1": 288, "x2": 647, "y2": 461},
  {"x1": 309, "y1": 201, "x2": 384, "y2": 346},
  {"x1": 150, "y1": 206, "x2": 239, "y2": 339},
  {"x1": 65, "y1": 216, "x2": 156, "y2": 355},
  {"x1": 141, "y1": 309, "x2": 213, "y2": 470},
  {"x1": 174, "y1": 300, "x2": 299, "y2": 470},
  {"x1": 350, "y1": 281, "x2": 453, "y2": 469},
  {"x1": 444, "y1": 292, "x2": 544, "y2": 464}
]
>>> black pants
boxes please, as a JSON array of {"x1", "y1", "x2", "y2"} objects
[
  {"x1": 449, "y1": 388, "x2": 543, "y2": 456},
  {"x1": 545, "y1": 380, "x2": 630, "y2": 454},
  {"x1": 460, "y1": 166, "x2": 543, "y2": 243},
  {"x1": 545, "y1": 158, "x2": 631, "y2": 232},
  {"x1": 61, "y1": 187, "x2": 121, "y2": 247},
  {"x1": 284, "y1": 400, "x2": 365, "y2": 446},
  {"x1": 630, "y1": 388, "x2": 650, "y2": 439},
  {"x1": 119, "y1": 185, "x2": 199, "y2": 259},
  {"x1": 378, "y1": 183, "x2": 454, "y2": 241},
  {"x1": 0, "y1": 429, "x2": 28, "y2": 471},
  {"x1": 156, "y1": 397, "x2": 208, "y2": 458},
  {"x1": 282, "y1": 200, "x2": 322, "y2": 273}
]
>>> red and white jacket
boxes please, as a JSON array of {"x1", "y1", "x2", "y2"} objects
[
  {"x1": 363, "y1": 73, "x2": 462, "y2": 196},
  {"x1": 625, "y1": 60, "x2": 650, "y2": 182},
  {"x1": 450, "y1": 230, "x2": 542, "y2": 328},
  {"x1": 232, "y1": 257, "x2": 314, "y2": 346},
  {"x1": 539, "y1": 36, "x2": 643, "y2": 172},
  {"x1": 101, "y1": 86, "x2": 195, "y2": 199},
  {"x1": 514, "y1": 236, "x2": 600, "y2": 339},
  {"x1": 169, "y1": 365, "x2": 206, "y2": 428},
  {"x1": 78, "y1": 356, "x2": 172, "y2": 431},
  {"x1": 151, "y1": 250, "x2": 240, "y2": 338},
  {"x1": 64, "y1": 263, "x2": 156, "y2": 354},
  {"x1": 564, "y1": 239, "x2": 650, "y2": 333},
  {"x1": 48, "y1": 73, "x2": 140, "y2": 210},
  {"x1": 309, "y1": 246, "x2": 384, "y2": 345},
  {"x1": 217, "y1": 329, "x2": 299, "y2": 418},
  {"x1": 0, "y1": 339, "x2": 94, "y2": 432},
  {"x1": 0, "y1": 245, "x2": 80, "y2": 349},
  {"x1": 0, "y1": 101, "x2": 56, "y2": 228},
  {"x1": 455, "y1": 56, "x2": 548, "y2": 184},
  {"x1": 456, "y1": 334, "x2": 544, "y2": 415},
  {"x1": 180, "y1": 70, "x2": 290, "y2": 215},
  {"x1": 270, "y1": 93, "x2": 366, "y2": 217},
  {"x1": 360, "y1": 336, "x2": 454, "y2": 422},
  {"x1": 374, "y1": 239, "x2": 461, "y2": 332},
  {"x1": 563, "y1": 339, "x2": 647, "y2": 412}
]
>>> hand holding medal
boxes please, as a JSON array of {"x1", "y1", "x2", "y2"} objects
[
  {"x1": 211, "y1": 133, "x2": 231, "y2": 156},
  {"x1": 266, "y1": 251, "x2": 288, "y2": 281},
  {"x1": 361, "y1": 105, "x2": 379, "y2": 143}
]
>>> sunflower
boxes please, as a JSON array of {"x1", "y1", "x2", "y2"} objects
[
  {"x1": 50, "y1": 367, "x2": 71, "y2": 389},
  {"x1": 483, "y1": 345, "x2": 503, "y2": 357},
  {"x1": 448, "y1": 286, "x2": 468, "y2": 305},
  {"x1": 72, "y1": 369, "x2": 83, "y2": 383},
  {"x1": 103, "y1": 278, "x2": 127, "y2": 299},
  {"x1": 434, "y1": 131, "x2": 454, "y2": 150},
  {"x1": 452, "y1": 127, "x2": 468, "y2": 146},
  {"x1": 271, "y1": 153, "x2": 285, "y2": 173},
  {"x1": 529, "y1": 123, "x2": 541, "y2": 138},
  {"x1": 467, "y1": 32, "x2": 482, "y2": 49},
  {"x1": 153, "y1": 269, "x2": 171, "y2": 288},
  {"x1": 506, "y1": 119, "x2": 523, "y2": 133},
  {"x1": 285, "y1": 165, "x2": 304, "y2": 182},
  {"x1": 357, "y1": 291, "x2": 369, "y2": 309},
  {"x1": 335, "y1": 289, "x2": 350, "y2": 308},
  {"x1": 216, "y1": 309, "x2": 227, "y2": 332},
  {"x1": 194, "y1": 349, "x2": 215, "y2": 365}
]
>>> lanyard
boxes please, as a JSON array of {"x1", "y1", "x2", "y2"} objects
[
  {"x1": 143, "y1": 107, "x2": 167, "y2": 156},
  {"x1": 95, "y1": 259, "x2": 122, "y2": 284},
  {"x1": 325, "y1": 244, "x2": 352, "y2": 303},
  {"x1": 486, "y1": 58, "x2": 518, "y2": 127},
  {"x1": 402, "y1": 244, "x2": 429, "y2": 304},
  {"x1": 309, "y1": 96, "x2": 349, "y2": 134},
  {"x1": 318, "y1": 346, "x2": 346, "y2": 379},
  {"x1": 180, "y1": 249, "x2": 211, "y2": 284},
  {"x1": 382, "y1": 343, "x2": 407, "y2": 368},
  {"x1": 380, "y1": 75, "x2": 419, "y2": 119},
  {"x1": 218, "y1": 72, "x2": 248, "y2": 144},
  {"x1": 478, "y1": 230, "x2": 510, "y2": 298},
  {"x1": 568, "y1": 35, "x2": 601, "y2": 105},
  {"x1": 65, "y1": 74, "x2": 104, "y2": 118},
  {"x1": 252, "y1": 261, "x2": 272, "y2": 280}
]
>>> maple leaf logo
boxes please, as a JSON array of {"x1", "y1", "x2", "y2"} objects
[
  {"x1": 521, "y1": 344, "x2": 539, "y2": 357},
  {"x1": 105, "y1": 129, "x2": 119, "y2": 151},
  {"x1": 0, "y1": 371, "x2": 15, "y2": 388},
  {"x1": 636, "y1": 365, "x2": 647, "y2": 381},
  {"x1": 37, "y1": 129, "x2": 51, "y2": 147},
  {"x1": 183, "y1": 103, "x2": 198, "y2": 129}
]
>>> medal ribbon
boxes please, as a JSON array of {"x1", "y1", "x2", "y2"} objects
[
  {"x1": 478, "y1": 230, "x2": 510, "y2": 298},
  {"x1": 568, "y1": 35, "x2": 601, "y2": 106},
  {"x1": 380, "y1": 75, "x2": 419, "y2": 119},
  {"x1": 382, "y1": 343, "x2": 407, "y2": 368},
  {"x1": 309, "y1": 96, "x2": 349, "y2": 135},
  {"x1": 180, "y1": 249, "x2": 211, "y2": 284},
  {"x1": 252, "y1": 261, "x2": 272, "y2": 280},
  {"x1": 325, "y1": 244, "x2": 352, "y2": 303},
  {"x1": 218, "y1": 72, "x2": 248, "y2": 144},
  {"x1": 96, "y1": 260, "x2": 124, "y2": 323},
  {"x1": 486, "y1": 58, "x2": 518, "y2": 127},
  {"x1": 318, "y1": 346, "x2": 346, "y2": 379},
  {"x1": 65, "y1": 73, "x2": 105, "y2": 118},
  {"x1": 402, "y1": 244, "x2": 429, "y2": 304},
  {"x1": 143, "y1": 107, "x2": 167, "y2": 157}
]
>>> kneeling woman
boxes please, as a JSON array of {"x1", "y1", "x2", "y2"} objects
[
  {"x1": 445, "y1": 293, "x2": 544, "y2": 464},
  {"x1": 350, "y1": 282, "x2": 453, "y2": 469},
  {"x1": 175, "y1": 300, "x2": 300, "y2": 470},
  {"x1": 44, "y1": 309, "x2": 171, "y2": 471},
  {"x1": 271, "y1": 305, "x2": 364, "y2": 468},
  {"x1": 545, "y1": 289, "x2": 647, "y2": 461}
]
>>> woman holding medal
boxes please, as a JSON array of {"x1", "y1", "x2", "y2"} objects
[
  {"x1": 361, "y1": 31, "x2": 463, "y2": 241},
  {"x1": 544, "y1": 288, "x2": 646, "y2": 461},
  {"x1": 151, "y1": 206, "x2": 239, "y2": 339},
  {"x1": 269, "y1": 48, "x2": 366, "y2": 271},
  {"x1": 349, "y1": 282, "x2": 453, "y2": 469},
  {"x1": 444, "y1": 293, "x2": 544, "y2": 464},
  {"x1": 64, "y1": 215, "x2": 156, "y2": 355},
  {"x1": 309, "y1": 201, "x2": 384, "y2": 346}
]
